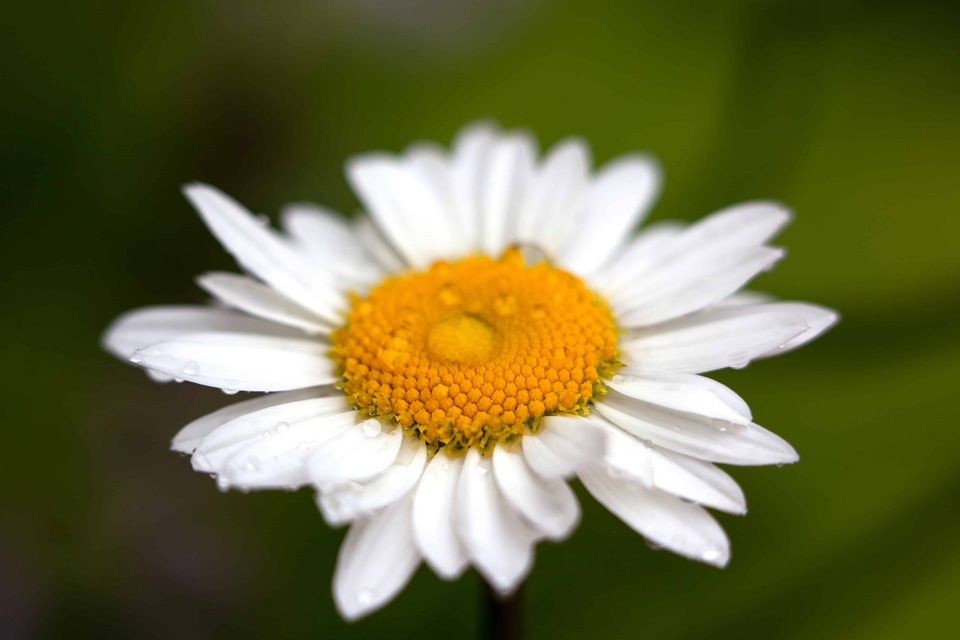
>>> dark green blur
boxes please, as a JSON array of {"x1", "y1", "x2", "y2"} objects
[{"x1": 2, "y1": 1, "x2": 958, "y2": 638}]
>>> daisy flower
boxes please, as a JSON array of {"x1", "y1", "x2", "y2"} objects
[{"x1": 102, "y1": 122, "x2": 837, "y2": 620}]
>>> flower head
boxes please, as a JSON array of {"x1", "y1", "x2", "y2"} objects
[{"x1": 103, "y1": 122, "x2": 837, "y2": 620}]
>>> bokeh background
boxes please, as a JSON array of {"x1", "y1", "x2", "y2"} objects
[{"x1": 3, "y1": 0, "x2": 959, "y2": 638}]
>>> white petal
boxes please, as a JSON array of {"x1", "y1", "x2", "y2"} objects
[
  {"x1": 306, "y1": 421, "x2": 403, "y2": 488},
  {"x1": 281, "y1": 202, "x2": 355, "y2": 256},
  {"x1": 280, "y1": 203, "x2": 382, "y2": 285},
  {"x1": 606, "y1": 369, "x2": 752, "y2": 423},
  {"x1": 514, "y1": 138, "x2": 590, "y2": 255},
  {"x1": 493, "y1": 446, "x2": 580, "y2": 541},
  {"x1": 354, "y1": 215, "x2": 406, "y2": 273},
  {"x1": 102, "y1": 305, "x2": 302, "y2": 361},
  {"x1": 412, "y1": 452, "x2": 469, "y2": 579},
  {"x1": 171, "y1": 387, "x2": 330, "y2": 455},
  {"x1": 333, "y1": 494, "x2": 420, "y2": 621},
  {"x1": 593, "y1": 221, "x2": 686, "y2": 297},
  {"x1": 146, "y1": 369, "x2": 174, "y2": 383},
  {"x1": 404, "y1": 143, "x2": 471, "y2": 257},
  {"x1": 183, "y1": 184, "x2": 346, "y2": 323},
  {"x1": 580, "y1": 465, "x2": 730, "y2": 567},
  {"x1": 755, "y1": 302, "x2": 839, "y2": 357},
  {"x1": 649, "y1": 450, "x2": 747, "y2": 515},
  {"x1": 479, "y1": 132, "x2": 537, "y2": 256},
  {"x1": 558, "y1": 153, "x2": 662, "y2": 275},
  {"x1": 713, "y1": 291, "x2": 775, "y2": 307},
  {"x1": 217, "y1": 415, "x2": 354, "y2": 489},
  {"x1": 346, "y1": 154, "x2": 455, "y2": 269},
  {"x1": 456, "y1": 449, "x2": 537, "y2": 594},
  {"x1": 615, "y1": 246, "x2": 785, "y2": 327},
  {"x1": 132, "y1": 332, "x2": 336, "y2": 392},
  {"x1": 194, "y1": 399, "x2": 354, "y2": 483},
  {"x1": 620, "y1": 306, "x2": 809, "y2": 373},
  {"x1": 592, "y1": 419, "x2": 746, "y2": 514},
  {"x1": 594, "y1": 391, "x2": 798, "y2": 466},
  {"x1": 318, "y1": 436, "x2": 427, "y2": 526},
  {"x1": 450, "y1": 121, "x2": 498, "y2": 252},
  {"x1": 655, "y1": 201, "x2": 792, "y2": 269},
  {"x1": 197, "y1": 272, "x2": 330, "y2": 334},
  {"x1": 521, "y1": 415, "x2": 607, "y2": 479}
]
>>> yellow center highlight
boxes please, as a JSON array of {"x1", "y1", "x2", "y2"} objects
[
  {"x1": 331, "y1": 247, "x2": 620, "y2": 455},
  {"x1": 427, "y1": 313, "x2": 497, "y2": 365}
]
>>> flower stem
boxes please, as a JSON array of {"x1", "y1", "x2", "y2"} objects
[{"x1": 482, "y1": 582, "x2": 523, "y2": 640}]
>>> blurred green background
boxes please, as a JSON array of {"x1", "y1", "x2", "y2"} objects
[{"x1": 3, "y1": 0, "x2": 959, "y2": 638}]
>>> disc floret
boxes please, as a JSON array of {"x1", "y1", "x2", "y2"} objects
[{"x1": 332, "y1": 248, "x2": 619, "y2": 455}]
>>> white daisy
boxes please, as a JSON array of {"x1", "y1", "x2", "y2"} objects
[{"x1": 102, "y1": 122, "x2": 837, "y2": 620}]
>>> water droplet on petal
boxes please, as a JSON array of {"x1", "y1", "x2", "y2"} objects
[
  {"x1": 222, "y1": 388, "x2": 238, "y2": 395},
  {"x1": 356, "y1": 589, "x2": 375, "y2": 606},
  {"x1": 256, "y1": 213, "x2": 270, "y2": 226},
  {"x1": 129, "y1": 353, "x2": 143, "y2": 364},
  {"x1": 361, "y1": 420, "x2": 382, "y2": 438},
  {"x1": 702, "y1": 549, "x2": 721, "y2": 563},
  {"x1": 182, "y1": 361, "x2": 199, "y2": 375},
  {"x1": 216, "y1": 477, "x2": 231, "y2": 491},
  {"x1": 276, "y1": 422, "x2": 290, "y2": 432},
  {"x1": 611, "y1": 374, "x2": 624, "y2": 385}
]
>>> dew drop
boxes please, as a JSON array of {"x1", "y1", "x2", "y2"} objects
[
  {"x1": 256, "y1": 213, "x2": 270, "y2": 226},
  {"x1": 276, "y1": 421, "x2": 290, "y2": 432},
  {"x1": 222, "y1": 388, "x2": 239, "y2": 395},
  {"x1": 216, "y1": 477, "x2": 231, "y2": 492},
  {"x1": 702, "y1": 549, "x2": 722, "y2": 563},
  {"x1": 182, "y1": 360, "x2": 199, "y2": 375},
  {"x1": 129, "y1": 353, "x2": 143, "y2": 364},
  {"x1": 361, "y1": 420, "x2": 382, "y2": 438},
  {"x1": 611, "y1": 374, "x2": 624, "y2": 385},
  {"x1": 514, "y1": 242, "x2": 549, "y2": 265}
]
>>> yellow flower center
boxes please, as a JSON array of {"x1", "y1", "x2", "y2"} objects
[{"x1": 331, "y1": 247, "x2": 619, "y2": 455}]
